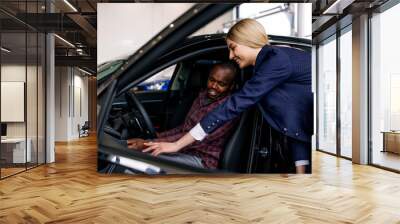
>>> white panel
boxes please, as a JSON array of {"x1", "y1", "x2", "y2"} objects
[{"x1": 1, "y1": 82, "x2": 25, "y2": 122}]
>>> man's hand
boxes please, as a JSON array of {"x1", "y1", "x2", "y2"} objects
[
  {"x1": 127, "y1": 138, "x2": 147, "y2": 150},
  {"x1": 143, "y1": 142, "x2": 180, "y2": 156}
]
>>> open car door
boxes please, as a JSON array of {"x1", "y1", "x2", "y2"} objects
[{"x1": 97, "y1": 4, "x2": 238, "y2": 174}]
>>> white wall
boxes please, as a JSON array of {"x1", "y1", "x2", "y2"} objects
[
  {"x1": 1, "y1": 65, "x2": 36, "y2": 138},
  {"x1": 72, "y1": 73, "x2": 89, "y2": 138},
  {"x1": 98, "y1": 3, "x2": 233, "y2": 65},
  {"x1": 193, "y1": 10, "x2": 233, "y2": 36},
  {"x1": 55, "y1": 67, "x2": 89, "y2": 141},
  {"x1": 98, "y1": 3, "x2": 192, "y2": 65},
  {"x1": 238, "y1": 3, "x2": 311, "y2": 38},
  {"x1": 1, "y1": 63, "x2": 46, "y2": 163},
  {"x1": 55, "y1": 66, "x2": 68, "y2": 141},
  {"x1": 1, "y1": 65, "x2": 26, "y2": 140}
]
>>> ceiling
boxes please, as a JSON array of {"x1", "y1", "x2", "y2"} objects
[
  {"x1": 311, "y1": 0, "x2": 390, "y2": 43},
  {"x1": 0, "y1": 0, "x2": 168, "y2": 73},
  {"x1": 0, "y1": 0, "x2": 101, "y2": 73},
  {"x1": 0, "y1": 0, "x2": 392, "y2": 72}
]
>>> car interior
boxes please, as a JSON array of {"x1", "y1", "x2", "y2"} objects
[
  {"x1": 100, "y1": 47, "x2": 260, "y2": 173},
  {"x1": 99, "y1": 44, "x2": 301, "y2": 174}
]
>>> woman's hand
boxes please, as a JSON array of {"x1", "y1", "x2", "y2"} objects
[
  {"x1": 143, "y1": 142, "x2": 180, "y2": 156},
  {"x1": 142, "y1": 132, "x2": 196, "y2": 156}
]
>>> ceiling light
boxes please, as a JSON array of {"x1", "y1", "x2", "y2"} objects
[
  {"x1": 323, "y1": 0, "x2": 354, "y2": 15},
  {"x1": 78, "y1": 67, "x2": 92, "y2": 76},
  {"x1": 54, "y1": 34, "x2": 75, "y2": 48},
  {"x1": 1, "y1": 47, "x2": 11, "y2": 53},
  {"x1": 63, "y1": 0, "x2": 78, "y2": 12}
]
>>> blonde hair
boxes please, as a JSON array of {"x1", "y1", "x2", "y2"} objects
[{"x1": 227, "y1": 18, "x2": 269, "y2": 48}]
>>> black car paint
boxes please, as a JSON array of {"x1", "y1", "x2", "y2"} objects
[
  {"x1": 97, "y1": 4, "x2": 311, "y2": 174},
  {"x1": 98, "y1": 4, "x2": 238, "y2": 138}
]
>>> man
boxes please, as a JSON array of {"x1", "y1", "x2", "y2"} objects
[{"x1": 127, "y1": 62, "x2": 238, "y2": 169}]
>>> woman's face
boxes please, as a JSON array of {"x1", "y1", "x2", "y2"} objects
[{"x1": 227, "y1": 39, "x2": 257, "y2": 68}]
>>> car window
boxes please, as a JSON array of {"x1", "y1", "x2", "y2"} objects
[
  {"x1": 169, "y1": 63, "x2": 189, "y2": 91},
  {"x1": 97, "y1": 59, "x2": 125, "y2": 82},
  {"x1": 132, "y1": 64, "x2": 176, "y2": 92}
]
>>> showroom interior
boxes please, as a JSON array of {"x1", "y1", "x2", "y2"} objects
[
  {"x1": 0, "y1": 0, "x2": 97, "y2": 179},
  {"x1": 0, "y1": 0, "x2": 400, "y2": 222},
  {"x1": 313, "y1": 0, "x2": 400, "y2": 172},
  {"x1": 101, "y1": 0, "x2": 397, "y2": 173}
]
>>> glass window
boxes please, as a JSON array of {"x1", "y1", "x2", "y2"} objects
[
  {"x1": 27, "y1": 30, "x2": 38, "y2": 169},
  {"x1": 1, "y1": 31, "x2": 28, "y2": 177},
  {"x1": 132, "y1": 65, "x2": 176, "y2": 92},
  {"x1": 339, "y1": 27, "x2": 352, "y2": 158},
  {"x1": 317, "y1": 36, "x2": 337, "y2": 154},
  {"x1": 371, "y1": 3, "x2": 400, "y2": 171},
  {"x1": 26, "y1": 0, "x2": 39, "y2": 168},
  {"x1": 38, "y1": 32, "x2": 46, "y2": 165},
  {"x1": 0, "y1": 1, "x2": 46, "y2": 178}
]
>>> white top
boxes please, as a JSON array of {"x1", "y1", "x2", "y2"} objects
[{"x1": 189, "y1": 123, "x2": 208, "y2": 141}]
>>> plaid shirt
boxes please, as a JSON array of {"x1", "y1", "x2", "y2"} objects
[{"x1": 155, "y1": 90, "x2": 238, "y2": 169}]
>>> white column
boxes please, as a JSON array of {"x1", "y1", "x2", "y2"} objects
[
  {"x1": 297, "y1": 3, "x2": 312, "y2": 38},
  {"x1": 45, "y1": 0, "x2": 55, "y2": 163},
  {"x1": 352, "y1": 14, "x2": 369, "y2": 164},
  {"x1": 46, "y1": 33, "x2": 55, "y2": 163},
  {"x1": 312, "y1": 45, "x2": 317, "y2": 150}
]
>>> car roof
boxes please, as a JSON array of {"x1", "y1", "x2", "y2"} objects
[
  {"x1": 98, "y1": 33, "x2": 311, "y2": 85},
  {"x1": 180, "y1": 33, "x2": 312, "y2": 47},
  {"x1": 160, "y1": 33, "x2": 311, "y2": 61}
]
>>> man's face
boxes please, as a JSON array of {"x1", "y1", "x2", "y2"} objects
[{"x1": 206, "y1": 66, "x2": 234, "y2": 100}]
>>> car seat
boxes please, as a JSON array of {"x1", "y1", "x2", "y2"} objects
[{"x1": 218, "y1": 109, "x2": 253, "y2": 172}]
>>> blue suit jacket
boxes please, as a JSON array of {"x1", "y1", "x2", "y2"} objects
[{"x1": 200, "y1": 45, "x2": 313, "y2": 143}]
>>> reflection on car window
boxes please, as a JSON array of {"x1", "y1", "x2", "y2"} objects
[
  {"x1": 97, "y1": 59, "x2": 125, "y2": 82},
  {"x1": 132, "y1": 65, "x2": 176, "y2": 92}
]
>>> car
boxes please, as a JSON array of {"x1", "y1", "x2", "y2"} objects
[{"x1": 97, "y1": 4, "x2": 311, "y2": 175}]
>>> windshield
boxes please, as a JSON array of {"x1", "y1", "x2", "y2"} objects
[{"x1": 97, "y1": 59, "x2": 125, "y2": 82}]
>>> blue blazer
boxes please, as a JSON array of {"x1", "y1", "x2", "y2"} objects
[{"x1": 200, "y1": 45, "x2": 313, "y2": 143}]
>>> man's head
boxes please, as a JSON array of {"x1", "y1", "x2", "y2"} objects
[{"x1": 206, "y1": 62, "x2": 237, "y2": 100}]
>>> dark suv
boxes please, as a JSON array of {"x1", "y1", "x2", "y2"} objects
[{"x1": 97, "y1": 4, "x2": 311, "y2": 175}]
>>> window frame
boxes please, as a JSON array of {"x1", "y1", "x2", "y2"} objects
[
  {"x1": 315, "y1": 23, "x2": 353, "y2": 161},
  {"x1": 368, "y1": 0, "x2": 400, "y2": 172}
]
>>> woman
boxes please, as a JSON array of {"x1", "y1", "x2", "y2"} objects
[{"x1": 143, "y1": 19, "x2": 313, "y2": 173}]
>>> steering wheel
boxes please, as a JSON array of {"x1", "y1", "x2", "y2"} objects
[{"x1": 124, "y1": 91, "x2": 157, "y2": 139}]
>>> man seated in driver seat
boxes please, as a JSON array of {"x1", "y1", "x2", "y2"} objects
[{"x1": 127, "y1": 62, "x2": 238, "y2": 169}]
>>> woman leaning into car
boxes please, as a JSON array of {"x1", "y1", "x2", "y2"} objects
[{"x1": 143, "y1": 18, "x2": 313, "y2": 174}]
